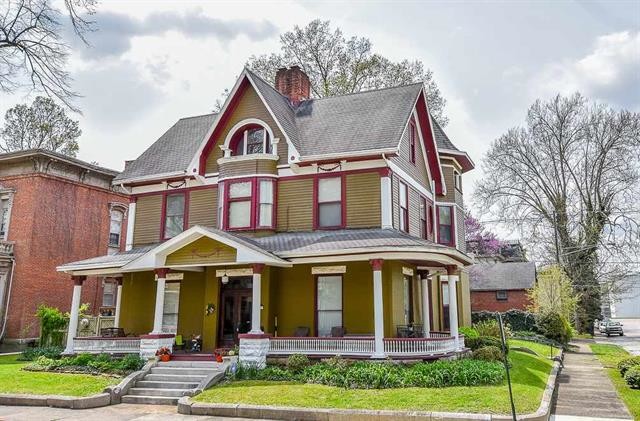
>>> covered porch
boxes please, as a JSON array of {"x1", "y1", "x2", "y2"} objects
[{"x1": 57, "y1": 227, "x2": 472, "y2": 362}]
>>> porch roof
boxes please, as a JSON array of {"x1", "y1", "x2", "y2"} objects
[{"x1": 57, "y1": 227, "x2": 472, "y2": 274}]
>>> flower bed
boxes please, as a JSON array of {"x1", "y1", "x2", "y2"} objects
[{"x1": 23, "y1": 353, "x2": 145, "y2": 376}]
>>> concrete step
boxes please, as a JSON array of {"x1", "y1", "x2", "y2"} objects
[
  {"x1": 128, "y1": 387, "x2": 189, "y2": 397},
  {"x1": 145, "y1": 373, "x2": 206, "y2": 383},
  {"x1": 136, "y1": 380, "x2": 199, "y2": 389},
  {"x1": 158, "y1": 360, "x2": 221, "y2": 368},
  {"x1": 121, "y1": 395, "x2": 179, "y2": 405},
  {"x1": 150, "y1": 367, "x2": 218, "y2": 376}
]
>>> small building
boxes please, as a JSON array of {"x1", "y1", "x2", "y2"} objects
[
  {"x1": 468, "y1": 242, "x2": 536, "y2": 312},
  {"x1": 609, "y1": 273, "x2": 640, "y2": 318},
  {"x1": 0, "y1": 149, "x2": 128, "y2": 347}
]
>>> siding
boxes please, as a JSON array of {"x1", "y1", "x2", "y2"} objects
[
  {"x1": 188, "y1": 188, "x2": 217, "y2": 228},
  {"x1": 218, "y1": 158, "x2": 278, "y2": 179},
  {"x1": 438, "y1": 166, "x2": 456, "y2": 203},
  {"x1": 390, "y1": 122, "x2": 432, "y2": 190},
  {"x1": 277, "y1": 178, "x2": 314, "y2": 231},
  {"x1": 456, "y1": 206, "x2": 466, "y2": 252},
  {"x1": 133, "y1": 195, "x2": 162, "y2": 246},
  {"x1": 204, "y1": 85, "x2": 287, "y2": 174},
  {"x1": 346, "y1": 172, "x2": 381, "y2": 228},
  {"x1": 165, "y1": 237, "x2": 237, "y2": 265},
  {"x1": 408, "y1": 186, "x2": 422, "y2": 237}
]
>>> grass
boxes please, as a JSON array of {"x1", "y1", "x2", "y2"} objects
[
  {"x1": 0, "y1": 354, "x2": 121, "y2": 397},
  {"x1": 590, "y1": 343, "x2": 640, "y2": 420},
  {"x1": 195, "y1": 339, "x2": 558, "y2": 414}
]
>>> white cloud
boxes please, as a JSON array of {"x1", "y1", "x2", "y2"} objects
[{"x1": 531, "y1": 31, "x2": 640, "y2": 108}]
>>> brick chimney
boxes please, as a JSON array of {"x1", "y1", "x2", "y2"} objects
[{"x1": 275, "y1": 65, "x2": 310, "y2": 105}]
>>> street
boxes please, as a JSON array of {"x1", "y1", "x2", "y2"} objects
[{"x1": 594, "y1": 318, "x2": 640, "y2": 356}]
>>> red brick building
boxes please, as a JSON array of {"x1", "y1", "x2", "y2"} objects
[
  {"x1": 468, "y1": 243, "x2": 536, "y2": 312},
  {"x1": 0, "y1": 150, "x2": 127, "y2": 345}
]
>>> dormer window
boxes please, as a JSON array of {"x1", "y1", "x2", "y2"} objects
[{"x1": 230, "y1": 125, "x2": 272, "y2": 156}]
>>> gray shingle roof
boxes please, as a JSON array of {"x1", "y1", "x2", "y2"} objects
[
  {"x1": 114, "y1": 114, "x2": 216, "y2": 182},
  {"x1": 58, "y1": 244, "x2": 158, "y2": 269},
  {"x1": 469, "y1": 261, "x2": 536, "y2": 291},
  {"x1": 432, "y1": 120, "x2": 459, "y2": 151}
]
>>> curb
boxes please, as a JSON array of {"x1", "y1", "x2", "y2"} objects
[{"x1": 178, "y1": 351, "x2": 564, "y2": 421}]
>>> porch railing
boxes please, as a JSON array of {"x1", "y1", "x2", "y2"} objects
[
  {"x1": 268, "y1": 335, "x2": 460, "y2": 357},
  {"x1": 73, "y1": 337, "x2": 141, "y2": 354}
]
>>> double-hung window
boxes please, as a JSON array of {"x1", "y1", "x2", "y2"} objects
[
  {"x1": 102, "y1": 282, "x2": 115, "y2": 307},
  {"x1": 109, "y1": 209, "x2": 123, "y2": 247},
  {"x1": 0, "y1": 197, "x2": 10, "y2": 239},
  {"x1": 316, "y1": 177, "x2": 343, "y2": 229},
  {"x1": 399, "y1": 181, "x2": 408, "y2": 232},
  {"x1": 225, "y1": 178, "x2": 275, "y2": 230},
  {"x1": 316, "y1": 275, "x2": 343, "y2": 337},
  {"x1": 438, "y1": 206, "x2": 454, "y2": 246},
  {"x1": 164, "y1": 194, "x2": 186, "y2": 239},
  {"x1": 409, "y1": 121, "x2": 417, "y2": 165},
  {"x1": 419, "y1": 197, "x2": 427, "y2": 239}
]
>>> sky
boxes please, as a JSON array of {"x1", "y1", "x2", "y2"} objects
[{"x1": 2, "y1": 0, "x2": 639, "y2": 221}]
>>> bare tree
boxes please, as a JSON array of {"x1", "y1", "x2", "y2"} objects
[
  {"x1": 475, "y1": 93, "x2": 640, "y2": 333},
  {"x1": 1, "y1": 96, "x2": 81, "y2": 156},
  {"x1": 247, "y1": 19, "x2": 448, "y2": 126},
  {"x1": 0, "y1": 0, "x2": 96, "y2": 112}
]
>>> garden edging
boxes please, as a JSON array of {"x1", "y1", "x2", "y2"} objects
[
  {"x1": 177, "y1": 351, "x2": 563, "y2": 421},
  {"x1": 0, "y1": 360, "x2": 157, "y2": 409}
]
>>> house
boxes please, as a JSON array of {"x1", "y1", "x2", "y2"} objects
[
  {"x1": 468, "y1": 242, "x2": 536, "y2": 312},
  {"x1": 58, "y1": 66, "x2": 476, "y2": 364},
  {"x1": 0, "y1": 149, "x2": 128, "y2": 348},
  {"x1": 607, "y1": 273, "x2": 640, "y2": 319}
]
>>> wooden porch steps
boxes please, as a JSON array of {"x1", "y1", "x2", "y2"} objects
[{"x1": 120, "y1": 361, "x2": 223, "y2": 405}]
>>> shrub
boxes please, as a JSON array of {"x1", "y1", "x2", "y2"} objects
[
  {"x1": 624, "y1": 366, "x2": 640, "y2": 389},
  {"x1": 472, "y1": 310, "x2": 538, "y2": 333},
  {"x1": 536, "y1": 312, "x2": 572, "y2": 345},
  {"x1": 475, "y1": 319, "x2": 510, "y2": 338},
  {"x1": 18, "y1": 346, "x2": 63, "y2": 361},
  {"x1": 35, "y1": 305, "x2": 68, "y2": 347},
  {"x1": 618, "y1": 356, "x2": 640, "y2": 376},
  {"x1": 70, "y1": 353, "x2": 94, "y2": 366},
  {"x1": 117, "y1": 354, "x2": 145, "y2": 371},
  {"x1": 24, "y1": 352, "x2": 144, "y2": 374},
  {"x1": 472, "y1": 346, "x2": 503, "y2": 362},
  {"x1": 286, "y1": 354, "x2": 310, "y2": 373},
  {"x1": 459, "y1": 326, "x2": 479, "y2": 339},
  {"x1": 465, "y1": 336, "x2": 508, "y2": 353}
]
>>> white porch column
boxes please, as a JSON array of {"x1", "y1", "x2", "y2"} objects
[
  {"x1": 151, "y1": 269, "x2": 168, "y2": 334},
  {"x1": 250, "y1": 264, "x2": 264, "y2": 334},
  {"x1": 420, "y1": 271, "x2": 431, "y2": 338},
  {"x1": 125, "y1": 200, "x2": 136, "y2": 251},
  {"x1": 63, "y1": 276, "x2": 85, "y2": 354},
  {"x1": 447, "y1": 266, "x2": 460, "y2": 349},
  {"x1": 113, "y1": 277, "x2": 123, "y2": 328},
  {"x1": 371, "y1": 259, "x2": 385, "y2": 358}
]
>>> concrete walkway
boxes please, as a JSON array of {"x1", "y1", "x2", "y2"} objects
[{"x1": 552, "y1": 341, "x2": 632, "y2": 420}]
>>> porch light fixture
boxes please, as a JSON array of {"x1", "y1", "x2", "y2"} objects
[{"x1": 221, "y1": 275, "x2": 229, "y2": 285}]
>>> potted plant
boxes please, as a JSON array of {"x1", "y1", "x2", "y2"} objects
[{"x1": 156, "y1": 346, "x2": 171, "y2": 362}]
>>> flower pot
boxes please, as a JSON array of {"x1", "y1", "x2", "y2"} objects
[{"x1": 160, "y1": 354, "x2": 170, "y2": 362}]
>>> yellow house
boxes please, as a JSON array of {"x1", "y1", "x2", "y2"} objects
[{"x1": 58, "y1": 66, "x2": 476, "y2": 363}]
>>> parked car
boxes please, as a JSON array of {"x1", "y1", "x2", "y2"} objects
[{"x1": 600, "y1": 320, "x2": 624, "y2": 336}]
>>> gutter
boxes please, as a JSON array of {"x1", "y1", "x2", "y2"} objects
[{"x1": 0, "y1": 257, "x2": 16, "y2": 342}]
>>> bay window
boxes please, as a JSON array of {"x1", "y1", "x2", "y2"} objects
[
  {"x1": 316, "y1": 275, "x2": 343, "y2": 337},
  {"x1": 316, "y1": 176, "x2": 343, "y2": 229},
  {"x1": 399, "y1": 181, "x2": 408, "y2": 232},
  {"x1": 163, "y1": 193, "x2": 186, "y2": 239},
  {"x1": 438, "y1": 206, "x2": 454, "y2": 246},
  {"x1": 224, "y1": 178, "x2": 275, "y2": 230}
]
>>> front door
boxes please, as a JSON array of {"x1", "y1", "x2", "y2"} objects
[{"x1": 218, "y1": 277, "x2": 253, "y2": 347}]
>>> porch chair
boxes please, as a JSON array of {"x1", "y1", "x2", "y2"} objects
[
  {"x1": 330, "y1": 326, "x2": 346, "y2": 337},
  {"x1": 293, "y1": 326, "x2": 310, "y2": 337}
]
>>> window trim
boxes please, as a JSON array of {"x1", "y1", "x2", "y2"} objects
[
  {"x1": 223, "y1": 177, "x2": 277, "y2": 231},
  {"x1": 160, "y1": 191, "x2": 189, "y2": 241},
  {"x1": 436, "y1": 205, "x2": 455, "y2": 247},
  {"x1": 313, "y1": 174, "x2": 346, "y2": 230},
  {"x1": 454, "y1": 170, "x2": 462, "y2": 192},
  {"x1": 398, "y1": 181, "x2": 409, "y2": 233},
  {"x1": 496, "y1": 290, "x2": 508, "y2": 301},
  {"x1": 409, "y1": 120, "x2": 417, "y2": 165},
  {"x1": 314, "y1": 274, "x2": 344, "y2": 337},
  {"x1": 224, "y1": 119, "x2": 275, "y2": 157}
]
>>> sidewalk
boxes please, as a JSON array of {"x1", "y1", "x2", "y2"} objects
[{"x1": 552, "y1": 341, "x2": 632, "y2": 420}]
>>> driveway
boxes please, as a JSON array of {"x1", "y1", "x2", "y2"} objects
[
  {"x1": 594, "y1": 318, "x2": 640, "y2": 356},
  {"x1": 0, "y1": 404, "x2": 268, "y2": 421}
]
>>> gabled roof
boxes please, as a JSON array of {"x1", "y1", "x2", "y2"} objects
[
  {"x1": 114, "y1": 114, "x2": 216, "y2": 183},
  {"x1": 469, "y1": 261, "x2": 537, "y2": 291},
  {"x1": 432, "y1": 120, "x2": 458, "y2": 151}
]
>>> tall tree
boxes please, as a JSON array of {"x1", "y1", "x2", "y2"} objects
[
  {"x1": 475, "y1": 93, "x2": 640, "y2": 333},
  {"x1": 1, "y1": 96, "x2": 81, "y2": 156},
  {"x1": 247, "y1": 19, "x2": 448, "y2": 126},
  {"x1": 0, "y1": 0, "x2": 97, "y2": 111}
]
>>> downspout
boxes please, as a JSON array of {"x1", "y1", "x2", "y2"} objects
[{"x1": 0, "y1": 257, "x2": 16, "y2": 341}]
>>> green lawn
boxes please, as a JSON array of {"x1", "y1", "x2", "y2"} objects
[
  {"x1": 195, "y1": 339, "x2": 558, "y2": 414},
  {"x1": 590, "y1": 344, "x2": 640, "y2": 420},
  {"x1": 0, "y1": 354, "x2": 121, "y2": 397}
]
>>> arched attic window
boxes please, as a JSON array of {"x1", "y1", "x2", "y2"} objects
[{"x1": 229, "y1": 124, "x2": 272, "y2": 156}]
